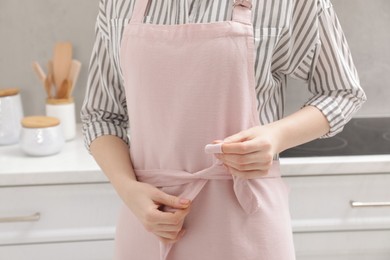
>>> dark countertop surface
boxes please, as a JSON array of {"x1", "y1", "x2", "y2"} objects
[{"x1": 280, "y1": 117, "x2": 390, "y2": 157}]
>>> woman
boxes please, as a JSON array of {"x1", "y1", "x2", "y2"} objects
[{"x1": 81, "y1": 0, "x2": 366, "y2": 259}]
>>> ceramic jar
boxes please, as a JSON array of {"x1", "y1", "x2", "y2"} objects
[
  {"x1": 0, "y1": 88, "x2": 24, "y2": 145},
  {"x1": 45, "y1": 98, "x2": 76, "y2": 141},
  {"x1": 20, "y1": 116, "x2": 65, "y2": 156}
]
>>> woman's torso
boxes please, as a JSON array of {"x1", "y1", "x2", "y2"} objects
[{"x1": 101, "y1": 0, "x2": 302, "y2": 125}]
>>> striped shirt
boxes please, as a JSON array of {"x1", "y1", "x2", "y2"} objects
[{"x1": 81, "y1": 0, "x2": 366, "y2": 149}]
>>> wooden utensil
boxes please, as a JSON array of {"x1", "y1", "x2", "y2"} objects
[
  {"x1": 47, "y1": 60, "x2": 54, "y2": 79},
  {"x1": 64, "y1": 79, "x2": 73, "y2": 100},
  {"x1": 44, "y1": 74, "x2": 54, "y2": 99},
  {"x1": 32, "y1": 62, "x2": 46, "y2": 83},
  {"x1": 52, "y1": 42, "x2": 73, "y2": 91},
  {"x1": 56, "y1": 79, "x2": 72, "y2": 99},
  {"x1": 67, "y1": 60, "x2": 81, "y2": 98},
  {"x1": 47, "y1": 60, "x2": 55, "y2": 98}
]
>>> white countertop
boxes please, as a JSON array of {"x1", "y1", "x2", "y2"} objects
[
  {"x1": 280, "y1": 155, "x2": 390, "y2": 176},
  {"x1": 1, "y1": 130, "x2": 390, "y2": 186},
  {"x1": 0, "y1": 130, "x2": 106, "y2": 187}
]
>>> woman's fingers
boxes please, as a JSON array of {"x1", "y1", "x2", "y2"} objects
[
  {"x1": 123, "y1": 182, "x2": 191, "y2": 244},
  {"x1": 223, "y1": 127, "x2": 255, "y2": 143},
  {"x1": 149, "y1": 205, "x2": 190, "y2": 225},
  {"x1": 228, "y1": 167, "x2": 269, "y2": 179},
  {"x1": 216, "y1": 153, "x2": 273, "y2": 176},
  {"x1": 156, "y1": 229, "x2": 187, "y2": 244},
  {"x1": 153, "y1": 216, "x2": 187, "y2": 244},
  {"x1": 156, "y1": 223, "x2": 184, "y2": 232},
  {"x1": 221, "y1": 140, "x2": 258, "y2": 155},
  {"x1": 222, "y1": 137, "x2": 271, "y2": 155},
  {"x1": 217, "y1": 150, "x2": 273, "y2": 165},
  {"x1": 223, "y1": 159, "x2": 273, "y2": 172},
  {"x1": 211, "y1": 131, "x2": 276, "y2": 179},
  {"x1": 152, "y1": 190, "x2": 191, "y2": 210},
  {"x1": 143, "y1": 205, "x2": 189, "y2": 243}
]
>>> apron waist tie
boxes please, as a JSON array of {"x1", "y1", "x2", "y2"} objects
[
  {"x1": 135, "y1": 161, "x2": 281, "y2": 214},
  {"x1": 135, "y1": 161, "x2": 280, "y2": 260}
]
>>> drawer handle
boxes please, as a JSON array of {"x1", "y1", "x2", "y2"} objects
[
  {"x1": 0, "y1": 212, "x2": 41, "y2": 223},
  {"x1": 350, "y1": 200, "x2": 390, "y2": 208}
]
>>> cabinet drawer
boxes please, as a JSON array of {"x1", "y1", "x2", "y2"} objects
[
  {"x1": 0, "y1": 239, "x2": 115, "y2": 260},
  {"x1": 294, "y1": 230, "x2": 390, "y2": 260},
  {"x1": 284, "y1": 174, "x2": 390, "y2": 232},
  {"x1": 0, "y1": 183, "x2": 121, "y2": 245}
]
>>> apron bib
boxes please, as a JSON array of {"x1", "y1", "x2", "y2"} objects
[{"x1": 118, "y1": 1, "x2": 295, "y2": 259}]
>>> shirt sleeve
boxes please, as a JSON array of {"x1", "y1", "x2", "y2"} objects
[
  {"x1": 80, "y1": 0, "x2": 129, "y2": 151},
  {"x1": 277, "y1": 0, "x2": 367, "y2": 138}
]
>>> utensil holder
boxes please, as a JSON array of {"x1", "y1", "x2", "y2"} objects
[
  {"x1": 45, "y1": 98, "x2": 76, "y2": 141},
  {"x1": 0, "y1": 88, "x2": 24, "y2": 145}
]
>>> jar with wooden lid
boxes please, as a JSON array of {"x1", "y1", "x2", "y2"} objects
[
  {"x1": 0, "y1": 88, "x2": 24, "y2": 145},
  {"x1": 20, "y1": 116, "x2": 65, "y2": 156}
]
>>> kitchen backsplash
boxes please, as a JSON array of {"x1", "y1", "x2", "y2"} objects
[{"x1": 0, "y1": 0, "x2": 389, "y2": 121}]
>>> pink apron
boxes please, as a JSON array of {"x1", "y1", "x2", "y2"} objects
[{"x1": 117, "y1": 0, "x2": 295, "y2": 259}]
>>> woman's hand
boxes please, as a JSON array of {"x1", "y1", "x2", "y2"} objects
[
  {"x1": 90, "y1": 136, "x2": 192, "y2": 244},
  {"x1": 214, "y1": 106, "x2": 331, "y2": 179},
  {"x1": 214, "y1": 125, "x2": 279, "y2": 179},
  {"x1": 122, "y1": 181, "x2": 191, "y2": 244}
]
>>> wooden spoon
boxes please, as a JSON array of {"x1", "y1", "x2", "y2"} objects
[
  {"x1": 67, "y1": 60, "x2": 81, "y2": 98},
  {"x1": 64, "y1": 79, "x2": 73, "y2": 100},
  {"x1": 52, "y1": 42, "x2": 73, "y2": 92},
  {"x1": 56, "y1": 79, "x2": 72, "y2": 99}
]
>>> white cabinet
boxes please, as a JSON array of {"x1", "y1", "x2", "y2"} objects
[
  {"x1": 0, "y1": 183, "x2": 121, "y2": 259},
  {"x1": 294, "y1": 231, "x2": 390, "y2": 260},
  {"x1": 0, "y1": 131, "x2": 122, "y2": 260},
  {"x1": 284, "y1": 172, "x2": 390, "y2": 259},
  {"x1": 1, "y1": 133, "x2": 390, "y2": 259},
  {"x1": 0, "y1": 240, "x2": 115, "y2": 260}
]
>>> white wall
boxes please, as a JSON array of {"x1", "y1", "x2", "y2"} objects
[
  {"x1": 284, "y1": 0, "x2": 390, "y2": 117},
  {"x1": 0, "y1": 0, "x2": 97, "y2": 120}
]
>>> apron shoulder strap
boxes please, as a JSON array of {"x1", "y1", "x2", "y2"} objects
[
  {"x1": 130, "y1": 0, "x2": 253, "y2": 25},
  {"x1": 130, "y1": 0, "x2": 151, "y2": 23},
  {"x1": 232, "y1": 0, "x2": 253, "y2": 25}
]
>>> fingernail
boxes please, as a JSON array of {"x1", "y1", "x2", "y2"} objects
[
  {"x1": 205, "y1": 143, "x2": 223, "y2": 154},
  {"x1": 180, "y1": 198, "x2": 190, "y2": 205}
]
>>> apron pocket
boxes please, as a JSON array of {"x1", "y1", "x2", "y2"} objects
[
  {"x1": 109, "y1": 18, "x2": 131, "y2": 66},
  {"x1": 254, "y1": 27, "x2": 283, "y2": 41}
]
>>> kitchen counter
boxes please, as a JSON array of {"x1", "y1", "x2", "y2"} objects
[
  {"x1": 0, "y1": 129, "x2": 119, "y2": 260},
  {"x1": 1, "y1": 130, "x2": 390, "y2": 186},
  {"x1": 2, "y1": 129, "x2": 390, "y2": 260},
  {"x1": 0, "y1": 129, "x2": 105, "y2": 187},
  {"x1": 280, "y1": 155, "x2": 390, "y2": 176}
]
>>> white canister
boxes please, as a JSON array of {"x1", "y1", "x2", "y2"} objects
[
  {"x1": 20, "y1": 116, "x2": 65, "y2": 156},
  {"x1": 0, "y1": 88, "x2": 24, "y2": 145},
  {"x1": 45, "y1": 98, "x2": 76, "y2": 141}
]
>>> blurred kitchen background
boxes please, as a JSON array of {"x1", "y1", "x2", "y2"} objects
[
  {"x1": 0, "y1": 0, "x2": 389, "y2": 119},
  {"x1": 1, "y1": 1, "x2": 390, "y2": 260}
]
